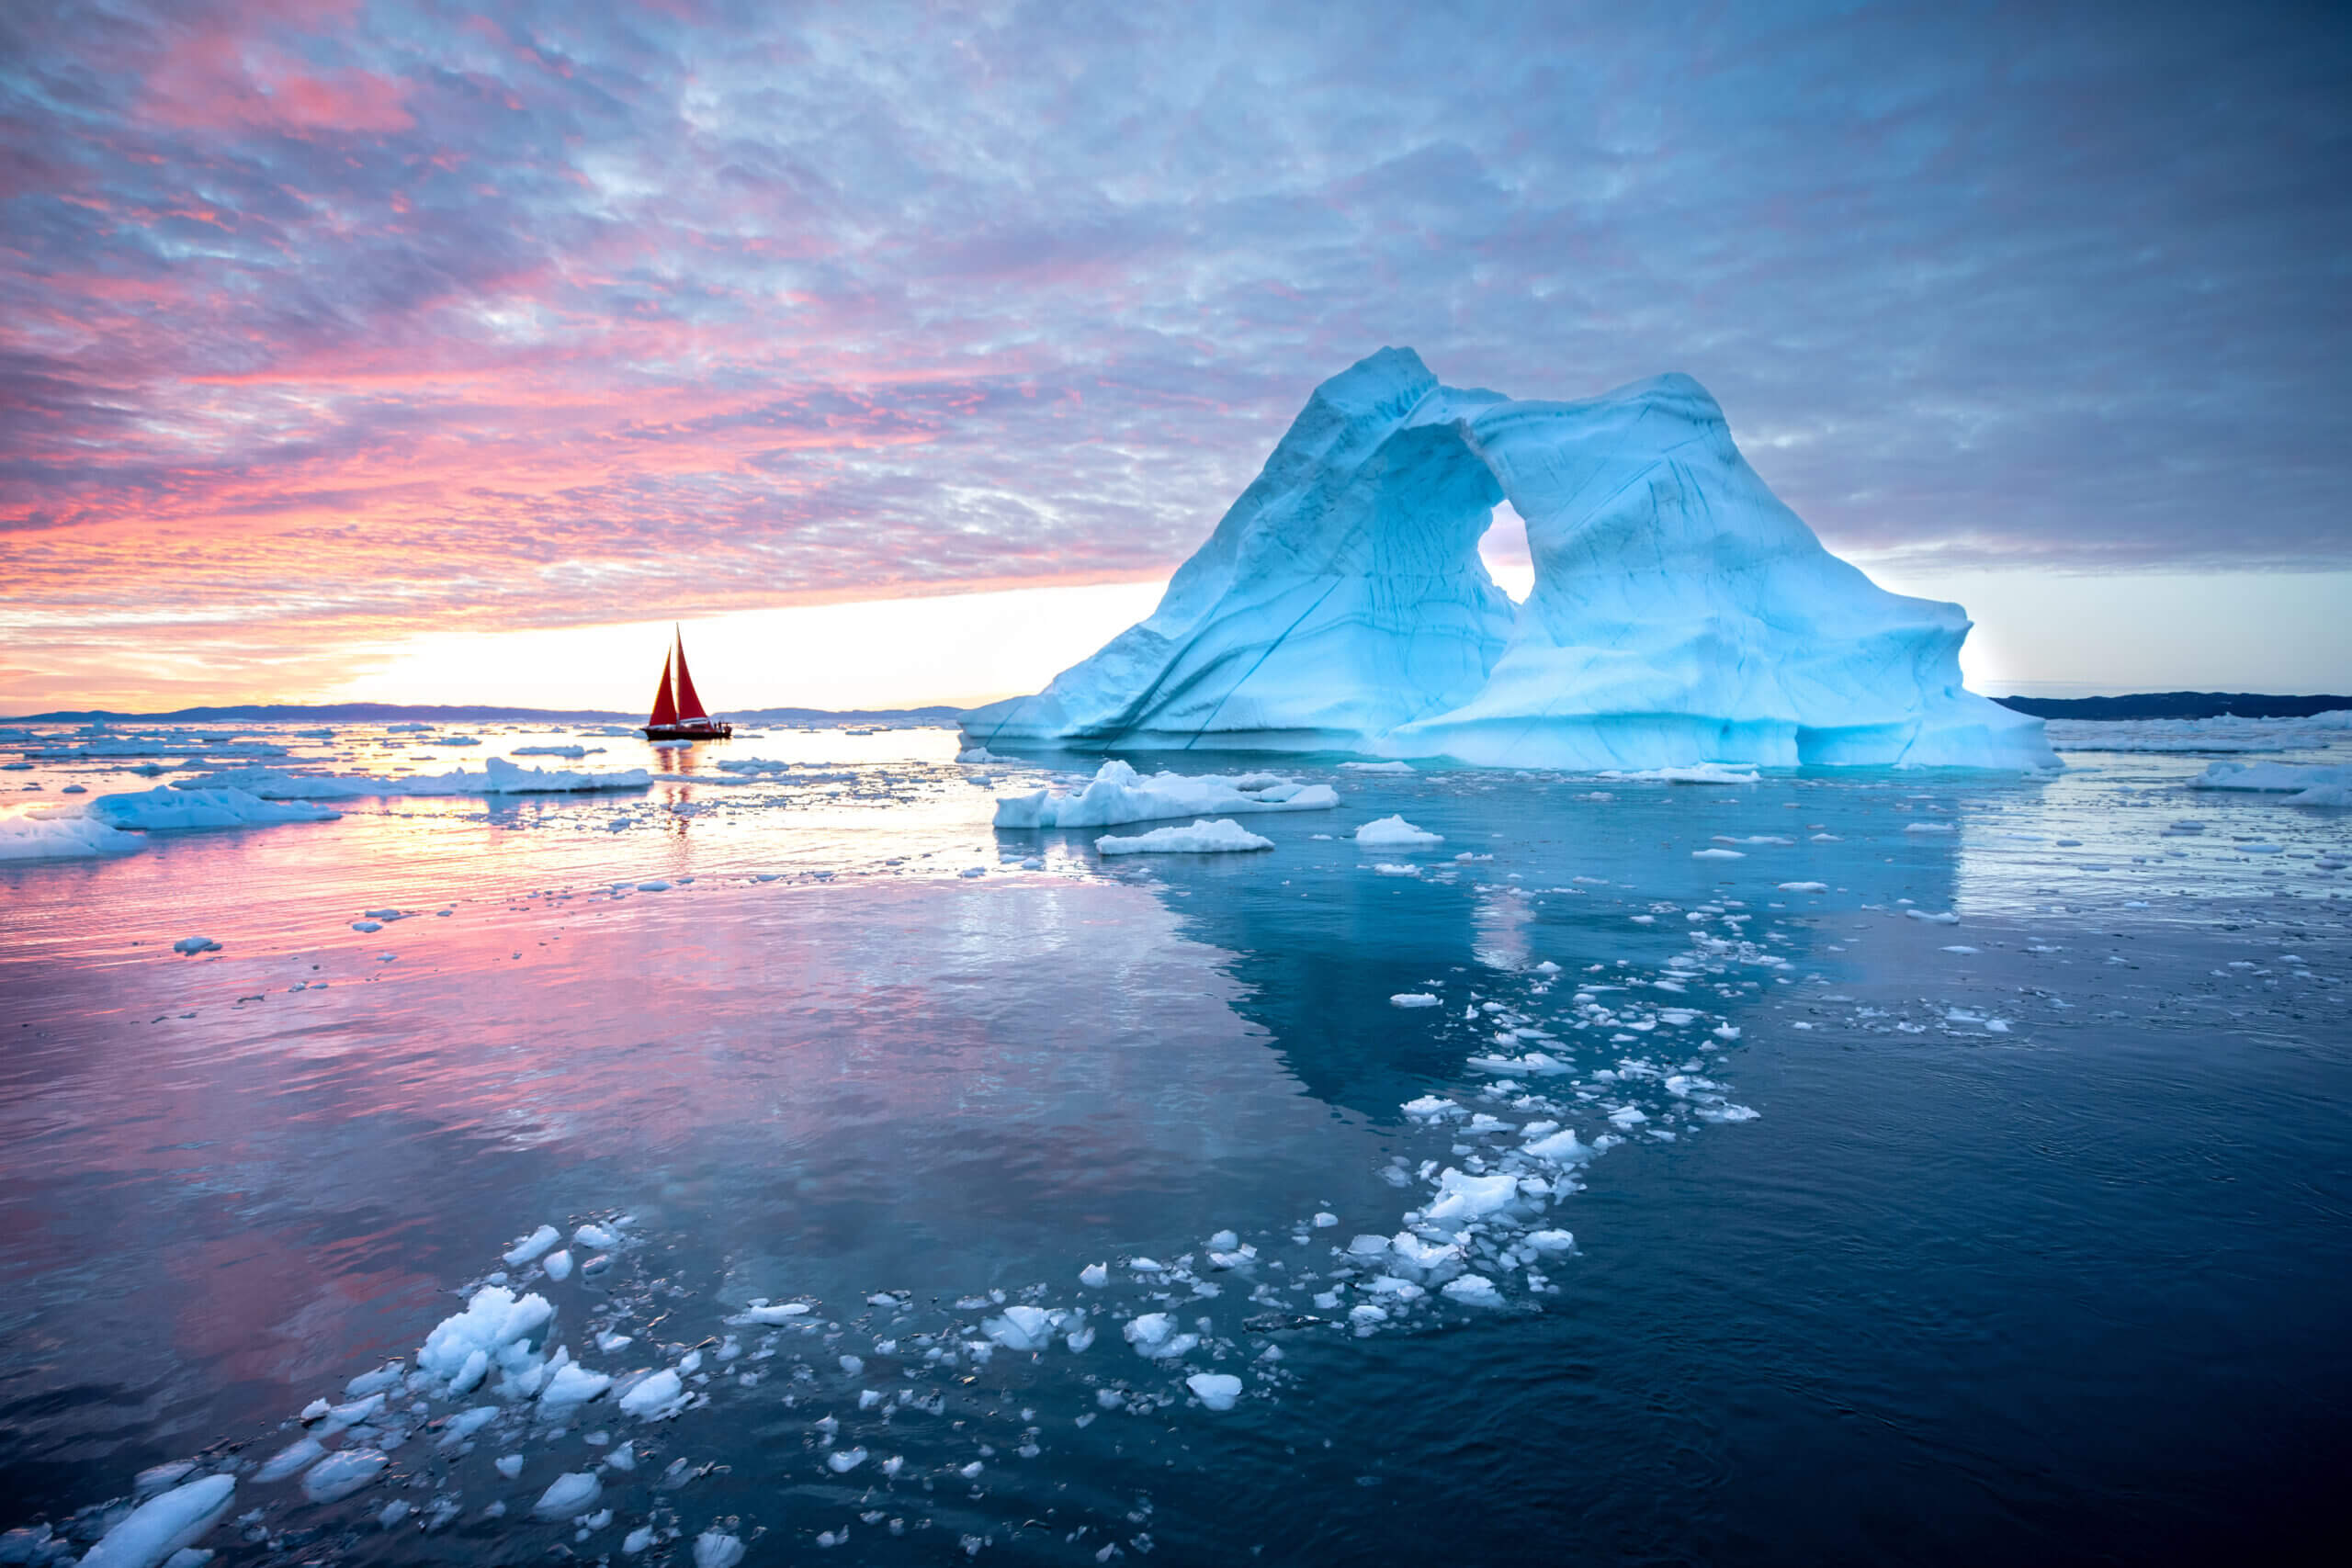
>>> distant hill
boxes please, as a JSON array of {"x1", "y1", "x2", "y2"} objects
[
  {"x1": 1, "y1": 701, "x2": 969, "y2": 726},
  {"x1": 1994, "y1": 693, "x2": 2348, "y2": 721}
]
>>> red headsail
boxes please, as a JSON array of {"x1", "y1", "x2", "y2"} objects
[
  {"x1": 647, "y1": 649, "x2": 679, "y2": 728},
  {"x1": 671, "y1": 630, "x2": 708, "y2": 721}
]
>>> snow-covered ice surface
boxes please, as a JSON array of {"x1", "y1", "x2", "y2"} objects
[
  {"x1": 2, "y1": 717, "x2": 2348, "y2": 1562},
  {"x1": 964, "y1": 348, "x2": 2056, "y2": 771}
]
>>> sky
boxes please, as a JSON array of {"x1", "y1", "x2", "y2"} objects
[{"x1": 2, "y1": 0, "x2": 2346, "y2": 715}]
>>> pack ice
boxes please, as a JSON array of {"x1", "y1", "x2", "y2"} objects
[{"x1": 963, "y1": 348, "x2": 2054, "y2": 771}]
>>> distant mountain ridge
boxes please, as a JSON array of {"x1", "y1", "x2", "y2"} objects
[
  {"x1": 1, "y1": 702, "x2": 967, "y2": 725},
  {"x1": 1992, "y1": 693, "x2": 2349, "y2": 721}
]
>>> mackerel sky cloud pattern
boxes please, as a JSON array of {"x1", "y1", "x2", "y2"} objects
[{"x1": 1, "y1": 0, "x2": 2346, "y2": 701}]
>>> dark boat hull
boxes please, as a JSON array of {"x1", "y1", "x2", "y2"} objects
[{"x1": 644, "y1": 722, "x2": 732, "y2": 741}]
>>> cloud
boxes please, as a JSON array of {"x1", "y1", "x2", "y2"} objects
[{"x1": 0, "y1": 0, "x2": 2346, "y2": 705}]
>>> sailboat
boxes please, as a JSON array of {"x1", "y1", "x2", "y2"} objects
[{"x1": 642, "y1": 627, "x2": 733, "y2": 741}]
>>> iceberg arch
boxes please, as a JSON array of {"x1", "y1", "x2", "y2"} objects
[{"x1": 964, "y1": 348, "x2": 2055, "y2": 771}]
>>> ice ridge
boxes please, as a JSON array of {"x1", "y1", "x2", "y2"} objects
[{"x1": 964, "y1": 348, "x2": 2054, "y2": 772}]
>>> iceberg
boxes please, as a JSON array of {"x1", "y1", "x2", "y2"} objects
[
  {"x1": 963, "y1": 348, "x2": 2054, "y2": 772},
  {"x1": 1095, "y1": 818, "x2": 1275, "y2": 855},
  {"x1": 994, "y1": 760, "x2": 1337, "y2": 829}
]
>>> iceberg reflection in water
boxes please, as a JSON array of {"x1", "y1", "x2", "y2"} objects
[{"x1": 0, "y1": 720, "x2": 2346, "y2": 1563}]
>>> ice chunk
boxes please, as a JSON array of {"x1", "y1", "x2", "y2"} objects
[
  {"x1": 494, "y1": 1454, "x2": 525, "y2": 1479},
  {"x1": 503, "y1": 1225, "x2": 561, "y2": 1266},
  {"x1": 0, "y1": 812, "x2": 145, "y2": 862},
  {"x1": 1691, "y1": 848, "x2": 1744, "y2": 860},
  {"x1": 2190, "y1": 760, "x2": 2352, "y2": 803},
  {"x1": 734, "y1": 1302, "x2": 810, "y2": 1325},
  {"x1": 826, "y1": 1446, "x2": 868, "y2": 1473},
  {"x1": 1389, "y1": 992, "x2": 1442, "y2": 1008},
  {"x1": 624, "y1": 1526, "x2": 656, "y2": 1554},
  {"x1": 617, "y1": 1369, "x2": 685, "y2": 1418},
  {"x1": 1094, "y1": 818, "x2": 1274, "y2": 855},
  {"x1": 1120, "y1": 1314, "x2": 1198, "y2": 1359},
  {"x1": 1526, "y1": 1229, "x2": 1576, "y2": 1253},
  {"x1": 1778, "y1": 881, "x2": 1828, "y2": 893},
  {"x1": 544, "y1": 1249, "x2": 574, "y2": 1281},
  {"x1": 573, "y1": 1223, "x2": 620, "y2": 1250},
  {"x1": 1079, "y1": 1262, "x2": 1109, "y2": 1288},
  {"x1": 301, "y1": 1449, "x2": 387, "y2": 1504},
  {"x1": 87, "y1": 788, "x2": 339, "y2": 830},
  {"x1": 1423, "y1": 1168, "x2": 1519, "y2": 1224},
  {"x1": 1354, "y1": 815, "x2": 1442, "y2": 848},
  {"x1": 1338, "y1": 760, "x2": 1416, "y2": 773},
  {"x1": 993, "y1": 760, "x2": 1338, "y2": 829},
  {"x1": 1186, "y1": 1372, "x2": 1243, "y2": 1411},
  {"x1": 1441, "y1": 1275, "x2": 1504, "y2": 1307},
  {"x1": 78, "y1": 1476, "x2": 235, "y2": 1568},
  {"x1": 541, "y1": 1363, "x2": 613, "y2": 1406},
  {"x1": 982, "y1": 1305, "x2": 1056, "y2": 1351},
  {"x1": 255, "y1": 1438, "x2": 323, "y2": 1482},
  {"x1": 1522, "y1": 1127, "x2": 1593, "y2": 1165},
  {"x1": 170, "y1": 936, "x2": 220, "y2": 955},
  {"x1": 416, "y1": 1286, "x2": 554, "y2": 1392},
  {"x1": 694, "y1": 1531, "x2": 746, "y2": 1568},
  {"x1": 436, "y1": 1405, "x2": 499, "y2": 1449},
  {"x1": 534, "y1": 1473, "x2": 602, "y2": 1517}
]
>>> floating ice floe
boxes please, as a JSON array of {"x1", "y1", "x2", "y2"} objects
[
  {"x1": 1186, "y1": 1372, "x2": 1243, "y2": 1410},
  {"x1": 1338, "y1": 761, "x2": 1415, "y2": 773},
  {"x1": 1602, "y1": 763, "x2": 1761, "y2": 785},
  {"x1": 996, "y1": 760, "x2": 1337, "y2": 829},
  {"x1": 78, "y1": 1475, "x2": 235, "y2": 1568},
  {"x1": 1354, "y1": 815, "x2": 1442, "y2": 848},
  {"x1": 0, "y1": 812, "x2": 145, "y2": 861},
  {"x1": 182, "y1": 757, "x2": 652, "y2": 799},
  {"x1": 87, "y1": 788, "x2": 340, "y2": 830},
  {"x1": 1094, "y1": 818, "x2": 1274, "y2": 855},
  {"x1": 1390, "y1": 993, "x2": 1442, "y2": 1008},
  {"x1": 2189, "y1": 760, "x2": 2352, "y2": 806}
]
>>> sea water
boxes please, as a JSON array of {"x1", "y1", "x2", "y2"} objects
[{"x1": 1, "y1": 720, "x2": 2346, "y2": 1563}]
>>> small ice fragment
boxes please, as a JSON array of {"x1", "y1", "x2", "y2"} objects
[
  {"x1": 694, "y1": 1531, "x2": 746, "y2": 1568},
  {"x1": 605, "y1": 1440, "x2": 637, "y2": 1472},
  {"x1": 1441, "y1": 1274, "x2": 1504, "y2": 1307},
  {"x1": 494, "y1": 1454, "x2": 525, "y2": 1479},
  {"x1": 1777, "y1": 881, "x2": 1827, "y2": 893},
  {"x1": 379, "y1": 1500, "x2": 411, "y2": 1529},
  {"x1": 1208, "y1": 1229, "x2": 1238, "y2": 1251},
  {"x1": 302, "y1": 1449, "x2": 388, "y2": 1504},
  {"x1": 541, "y1": 1364, "x2": 613, "y2": 1406},
  {"x1": 533, "y1": 1472, "x2": 602, "y2": 1518},
  {"x1": 1389, "y1": 993, "x2": 1441, "y2": 1008},
  {"x1": 503, "y1": 1225, "x2": 560, "y2": 1267},
  {"x1": 958, "y1": 1461, "x2": 984, "y2": 1480},
  {"x1": 1079, "y1": 1262, "x2": 1108, "y2": 1288},
  {"x1": 882, "y1": 1455, "x2": 905, "y2": 1477},
  {"x1": 573, "y1": 1223, "x2": 619, "y2": 1250},
  {"x1": 1186, "y1": 1372, "x2": 1243, "y2": 1411},
  {"x1": 544, "y1": 1250, "x2": 574, "y2": 1281},
  {"x1": 839, "y1": 1354, "x2": 865, "y2": 1375},
  {"x1": 827, "y1": 1447, "x2": 868, "y2": 1473},
  {"x1": 1354, "y1": 815, "x2": 1442, "y2": 848},
  {"x1": 618, "y1": 1369, "x2": 684, "y2": 1417},
  {"x1": 623, "y1": 1526, "x2": 656, "y2": 1554},
  {"x1": 1312, "y1": 1213, "x2": 1338, "y2": 1228},
  {"x1": 256, "y1": 1437, "x2": 324, "y2": 1482}
]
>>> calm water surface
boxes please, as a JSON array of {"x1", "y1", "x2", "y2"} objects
[{"x1": 1, "y1": 723, "x2": 2346, "y2": 1564}]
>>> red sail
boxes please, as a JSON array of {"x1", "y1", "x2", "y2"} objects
[
  {"x1": 672, "y1": 631, "x2": 709, "y2": 721},
  {"x1": 648, "y1": 649, "x2": 679, "y2": 728}
]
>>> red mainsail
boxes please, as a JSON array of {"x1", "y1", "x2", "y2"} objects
[
  {"x1": 647, "y1": 649, "x2": 679, "y2": 728},
  {"x1": 672, "y1": 633, "x2": 709, "y2": 721}
]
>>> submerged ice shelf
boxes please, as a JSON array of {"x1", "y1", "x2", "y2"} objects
[{"x1": 964, "y1": 347, "x2": 2055, "y2": 772}]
